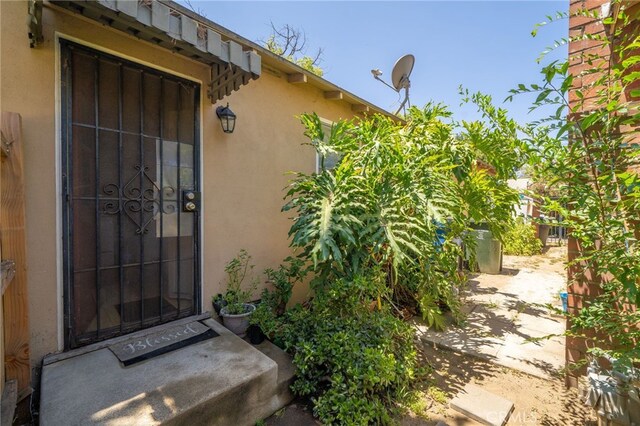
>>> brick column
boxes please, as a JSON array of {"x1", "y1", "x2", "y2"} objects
[{"x1": 566, "y1": 0, "x2": 611, "y2": 388}]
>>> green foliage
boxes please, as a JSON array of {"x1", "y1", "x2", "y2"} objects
[
  {"x1": 276, "y1": 100, "x2": 528, "y2": 423},
  {"x1": 249, "y1": 300, "x2": 279, "y2": 338},
  {"x1": 250, "y1": 258, "x2": 307, "y2": 337},
  {"x1": 263, "y1": 257, "x2": 307, "y2": 315},
  {"x1": 264, "y1": 33, "x2": 324, "y2": 76},
  {"x1": 511, "y1": 4, "x2": 640, "y2": 366},
  {"x1": 221, "y1": 249, "x2": 258, "y2": 315},
  {"x1": 284, "y1": 102, "x2": 526, "y2": 322},
  {"x1": 502, "y1": 218, "x2": 543, "y2": 256},
  {"x1": 274, "y1": 274, "x2": 417, "y2": 425}
]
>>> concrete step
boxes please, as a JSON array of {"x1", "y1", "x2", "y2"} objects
[
  {"x1": 253, "y1": 339, "x2": 296, "y2": 408},
  {"x1": 40, "y1": 317, "x2": 294, "y2": 426}
]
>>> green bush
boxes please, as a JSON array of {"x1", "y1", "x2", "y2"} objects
[
  {"x1": 271, "y1": 103, "x2": 527, "y2": 423},
  {"x1": 502, "y1": 218, "x2": 542, "y2": 256},
  {"x1": 274, "y1": 274, "x2": 417, "y2": 425},
  {"x1": 251, "y1": 258, "x2": 307, "y2": 339},
  {"x1": 284, "y1": 104, "x2": 525, "y2": 329}
]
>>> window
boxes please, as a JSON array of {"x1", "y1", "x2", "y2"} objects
[{"x1": 315, "y1": 118, "x2": 342, "y2": 173}]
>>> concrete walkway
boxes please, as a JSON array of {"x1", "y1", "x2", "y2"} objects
[{"x1": 415, "y1": 246, "x2": 567, "y2": 380}]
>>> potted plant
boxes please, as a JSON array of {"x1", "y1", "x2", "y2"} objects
[
  {"x1": 264, "y1": 257, "x2": 306, "y2": 315},
  {"x1": 219, "y1": 249, "x2": 258, "y2": 336},
  {"x1": 246, "y1": 303, "x2": 270, "y2": 345},
  {"x1": 537, "y1": 215, "x2": 550, "y2": 247},
  {"x1": 247, "y1": 258, "x2": 306, "y2": 345},
  {"x1": 211, "y1": 293, "x2": 226, "y2": 316}
]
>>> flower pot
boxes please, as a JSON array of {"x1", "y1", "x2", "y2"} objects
[
  {"x1": 538, "y1": 224, "x2": 550, "y2": 247},
  {"x1": 247, "y1": 324, "x2": 266, "y2": 345},
  {"x1": 212, "y1": 295, "x2": 227, "y2": 316},
  {"x1": 220, "y1": 303, "x2": 255, "y2": 336}
]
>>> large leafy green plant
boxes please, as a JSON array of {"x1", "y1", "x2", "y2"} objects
[
  {"x1": 284, "y1": 102, "x2": 526, "y2": 322},
  {"x1": 510, "y1": 4, "x2": 640, "y2": 366},
  {"x1": 277, "y1": 100, "x2": 528, "y2": 424}
]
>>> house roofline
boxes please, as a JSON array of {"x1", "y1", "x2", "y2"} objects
[{"x1": 163, "y1": 0, "x2": 401, "y2": 121}]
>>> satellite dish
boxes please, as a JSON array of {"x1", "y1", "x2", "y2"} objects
[
  {"x1": 371, "y1": 54, "x2": 415, "y2": 116},
  {"x1": 391, "y1": 54, "x2": 414, "y2": 91}
]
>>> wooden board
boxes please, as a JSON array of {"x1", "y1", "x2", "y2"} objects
[{"x1": 1, "y1": 112, "x2": 31, "y2": 398}]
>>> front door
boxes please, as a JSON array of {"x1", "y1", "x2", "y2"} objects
[{"x1": 61, "y1": 40, "x2": 201, "y2": 348}]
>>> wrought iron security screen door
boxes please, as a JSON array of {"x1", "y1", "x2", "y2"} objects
[{"x1": 61, "y1": 40, "x2": 201, "y2": 348}]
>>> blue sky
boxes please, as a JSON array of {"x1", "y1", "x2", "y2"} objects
[{"x1": 185, "y1": 1, "x2": 567, "y2": 124}]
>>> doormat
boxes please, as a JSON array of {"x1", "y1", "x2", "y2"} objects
[{"x1": 109, "y1": 321, "x2": 218, "y2": 366}]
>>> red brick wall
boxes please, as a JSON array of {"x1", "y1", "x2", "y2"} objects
[
  {"x1": 567, "y1": 0, "x2": 609, "y2": 388},
  {"x1": 569, "y1": 0, "x2": 610, "y2": 112},
  {"x1": 566, "y1": 0, "x2": 640, "y2": 387}
]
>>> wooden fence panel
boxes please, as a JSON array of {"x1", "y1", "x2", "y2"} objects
[{"x1": 1, "y1": 112, "x2": 31, "y2": 397}]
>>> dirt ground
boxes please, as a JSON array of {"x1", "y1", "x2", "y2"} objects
[
  {"x1": 399, "y1": 344, "x2": 597, "y2": 425},
  {"x1": 505, "y1": 244, "x2": 567, "y2": 284}
]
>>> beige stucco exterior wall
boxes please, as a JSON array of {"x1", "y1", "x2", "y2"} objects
[{"x1": 1, "y1": 1, "x2": 358, "y2": 370}]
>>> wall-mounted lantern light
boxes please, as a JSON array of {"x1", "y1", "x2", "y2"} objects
[{"x1": 216, "y1": 103, "x2": 236, "y2": 134}]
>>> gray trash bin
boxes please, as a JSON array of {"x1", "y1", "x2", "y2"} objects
[{"x1": 473, "y1": 229, "x2": 502, "y2": 274}]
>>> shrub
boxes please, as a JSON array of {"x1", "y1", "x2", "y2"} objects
[
  {"x1": 274, "y1": 274, "x2": 417, "y2": 425},
  {"x1": 274, "y1": 102, "x2": 528, "y2": 423},
  {"x1": 251, "y1": 258, "x2": 307, "y2": 339},
  {"x1": 502, "y1": 218, "x2": 542, "y2": 256}
]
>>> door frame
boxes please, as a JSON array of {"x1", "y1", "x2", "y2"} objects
[{"x1": 57, "y1": 35, "x2": 204, "y2": 350}]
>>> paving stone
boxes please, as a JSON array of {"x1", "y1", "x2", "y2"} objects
[
  {"x1": 450, "y1": 383, "x2": 514, "y2": 426},
  {"x1": 414, "y1": 247, "x2": 567, "y2": 380},
  {"x1": 414, "y1": 319, "x2": 505, "y2": 360}
]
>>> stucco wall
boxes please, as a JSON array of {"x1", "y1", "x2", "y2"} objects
[{"x1": 1, "y1": 1, "x2": 358, "y2": 368}]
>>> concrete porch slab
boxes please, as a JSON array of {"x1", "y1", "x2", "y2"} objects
[{"x1": 40, "y1": 318, "x2": 293, "y2": 426}]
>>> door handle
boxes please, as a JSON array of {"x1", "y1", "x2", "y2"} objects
[{"x1": 182, "y1": 190, "x2": 200, "y2": 212}]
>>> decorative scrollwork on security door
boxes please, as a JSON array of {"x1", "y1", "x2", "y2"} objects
[{"x1": 102, "y1": 165, "x2": 176, "y2": 235}]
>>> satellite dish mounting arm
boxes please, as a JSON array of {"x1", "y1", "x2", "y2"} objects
[
  {"x1": 394, "y1": 74, "x2": 411, "y2": 115},
  {"x1": 372, "y1": 73, "x2": 398, "y2": 93}
]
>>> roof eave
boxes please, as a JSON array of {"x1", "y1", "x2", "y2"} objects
[{"x1": 162, "y1": 0, "x2": 401, "y2": 121}]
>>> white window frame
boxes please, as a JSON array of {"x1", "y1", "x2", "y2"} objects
[{"x1": 315, "y1": 117, "x2": 342, "y2": 173}]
